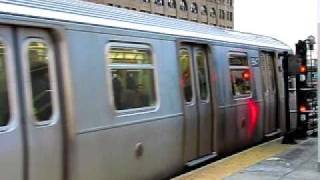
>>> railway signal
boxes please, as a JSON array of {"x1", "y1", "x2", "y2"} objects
[
  {"x1": 296, "y1": 37, "x2": 317, "y2": 138},
  {"x1": 283, "y1": 37, "x2": 318, "y2": 144}
]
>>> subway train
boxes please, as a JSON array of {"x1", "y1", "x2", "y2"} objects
[{"x1": 0, "y1": 0, "x2": 291, "y2": 180}]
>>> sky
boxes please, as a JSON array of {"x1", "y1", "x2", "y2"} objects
[{"x1": 234, "y1": 0, "x2": 317, "y2": 51}]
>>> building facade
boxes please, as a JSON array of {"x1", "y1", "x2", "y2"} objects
[{"x1": 85, "y1": 0, "x2": 234, "y2": 29}]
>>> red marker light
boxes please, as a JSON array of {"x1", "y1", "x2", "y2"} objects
[
  {"x1": 300, "y1": 65, "x2": 307, "y2": 73},
  {"x1": 299, "y1": 105, "x2": 307, "y2": 113},
  {"x1": 242, "y1": 70, "x2": 251, "y2": 80}
]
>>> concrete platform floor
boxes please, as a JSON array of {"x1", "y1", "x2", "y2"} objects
[
  {"x1": 226, "y1": 137, "x2": 319, "y2": 180},
  {"x1": 174, "y1": 137, "x2": 319, "y2": 180}
]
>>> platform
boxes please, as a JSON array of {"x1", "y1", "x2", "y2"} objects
[{"x1": 173, "y1": 137, "x2": 319, "y2": 180}]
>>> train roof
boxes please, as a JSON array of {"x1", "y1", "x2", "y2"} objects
[{"x1": 0, "y1": 0, "x2": 291, "y2": 50}]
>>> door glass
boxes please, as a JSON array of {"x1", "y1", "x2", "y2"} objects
[
  {"x1": 179, "y1": 48, "x2": 193, "y2": 103},
  {"x1": 196, "y1": 50, "x2": 209, "y2": 101},
  {"x1": 28, "y1": 41, "x2": 53, "y2": 121},
  {"x1": 261, "y1": 52, "x2": 276, "y2": 92},
  {"x1": 267, "y1": 54, "x2": 276, "y2": 91},
  {"x1": 0, "y1": 41, "x2": 10, "y2": 126}
]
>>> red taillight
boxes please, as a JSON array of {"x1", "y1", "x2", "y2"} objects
[
  {"x1": 299, "y1": 65, "x2": 307, "y2": 73},
  {"x1": 299, "y1": 105, "x2": 307, "y2": 112}
]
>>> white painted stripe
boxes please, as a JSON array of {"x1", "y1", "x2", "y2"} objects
[{"x1": 0, "y1": 2, "x2": 289, "y2": 50}]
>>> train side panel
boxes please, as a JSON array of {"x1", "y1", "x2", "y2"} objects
[
  {"x1": 65, "y1": 30, "x2": 184, "y2": 180},
  {"x1": 211, "y1": 45, "x2": 264, "y2": 155}
]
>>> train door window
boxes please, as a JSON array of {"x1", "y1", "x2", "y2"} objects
[
  {"x1": 0, "y1": 41, "x2": 10, "y2": 127},
  {"x1": 196, "y1": 50, "x2": 209, "y2": 101},
  {"x1": 27, "y1": 40, "x2": 54, "y2": 122},
  {"x1": 267, "y1": 53, "x2": 276, "y2": 91},
  {"x1": 260, "y1": 53, "x2": 268, "y2": 90},
  {"x1": 261, "y1": 53, "x2": 275, "y2": 92},
  {"x1": 179, "y1": 48, "x2": 193, "y2": 103},
  {"x1": 229, "y1": 53, "x2": 251, "y2": 98},
  {"x1": 107, "y1": 44, "x2": 156, "y2": 111}
]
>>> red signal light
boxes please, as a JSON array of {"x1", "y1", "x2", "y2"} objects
[
  {"x1": 242, "y1": 70, "x2": 251, "y2": 80},
  {"x1": 299, "y1": 65, "x2": 307, "y2": 73},
  {"x1": 299, "y1": 105, "x2": 307, "y2": 113}
]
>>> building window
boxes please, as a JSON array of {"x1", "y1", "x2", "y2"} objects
[
  {"x1": 229, "y1": 53, "x2": 251, "y2": 98},
  {"x1": 180, "y1": 0, "x2": 188, "y2": 11},
  {"x1": 219, "y1": 9, "x2": 225, "y2": 19},
  {"x1": 168, "y1": 0, "x2": 176, "y2": 8},
  {"x1": 191, "y1": 3, "x2": 198, "y2": 14},
  {"x1": 154, "y1": 0, "x2": 164, "y2": 6},
  {"x1": 209, "y1": 8, "x2": 216, "y2": 17},
  {"x1": 143, "y1": 0, "x2": 151, "y2": 3},
  {"x1": 0, "y1": 41, "x2": 10, "y2": 127},
  {"x1": 201, "y1": 5, "x2": 208, "y2": 16},
  {"x1": 27, "y1": 41, "x2": 54, "y2": 122},
  {"x1": 226, "y1": 12, "x2": 233, "y2": 21},
  {"x1": 107, "y1": 45, "x2": 156, "y2": 110},
  {"x1": 229, "y1": 0, "x2": 233, "y2": 6}
]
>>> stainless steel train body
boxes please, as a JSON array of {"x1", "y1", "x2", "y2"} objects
[{"x1": 0, "y1": 0, "x2": 291, "y2": 180}]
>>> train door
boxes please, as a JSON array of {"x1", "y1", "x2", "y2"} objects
[
  {"x1": 17, "y1": 28, "x2": 63, "y2": 180},
  {"x1": 179, "y1": 45, "x2": 213, "y2": 163},
  {"x1": 260, "y1": 52, "x2": 278, "y2": 136},
  {"x1": 0, "y1": 25, "x2": 23, "y2": 180}
]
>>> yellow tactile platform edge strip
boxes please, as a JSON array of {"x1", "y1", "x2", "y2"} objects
[{"x1": 173, "y1": 138, "x2": 294, "y2": 180}]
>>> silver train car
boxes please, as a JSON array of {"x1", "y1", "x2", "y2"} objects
[{"x1": 0, "y1": 0, "x2": 291, "y2": 180}]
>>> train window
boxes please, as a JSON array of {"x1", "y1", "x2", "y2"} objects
[
  {"x1": 107, "y1": 47, "x2": 156, "y2": 110},
  {"x1": 196, "y1": 50, "x2": 209, "y2": 101},
  {"x1": 179, "y1": 48, "x2": 193, "y2": 103},
  {"x1": 229, "y1": 53, "x2": 251, "y2": 98},
  {"x1": 28, "y1": 41, "x2": 53, "y2": 121},
  {"x1": 0, "y1": 41, "x2": 10, "y2": 126}
]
